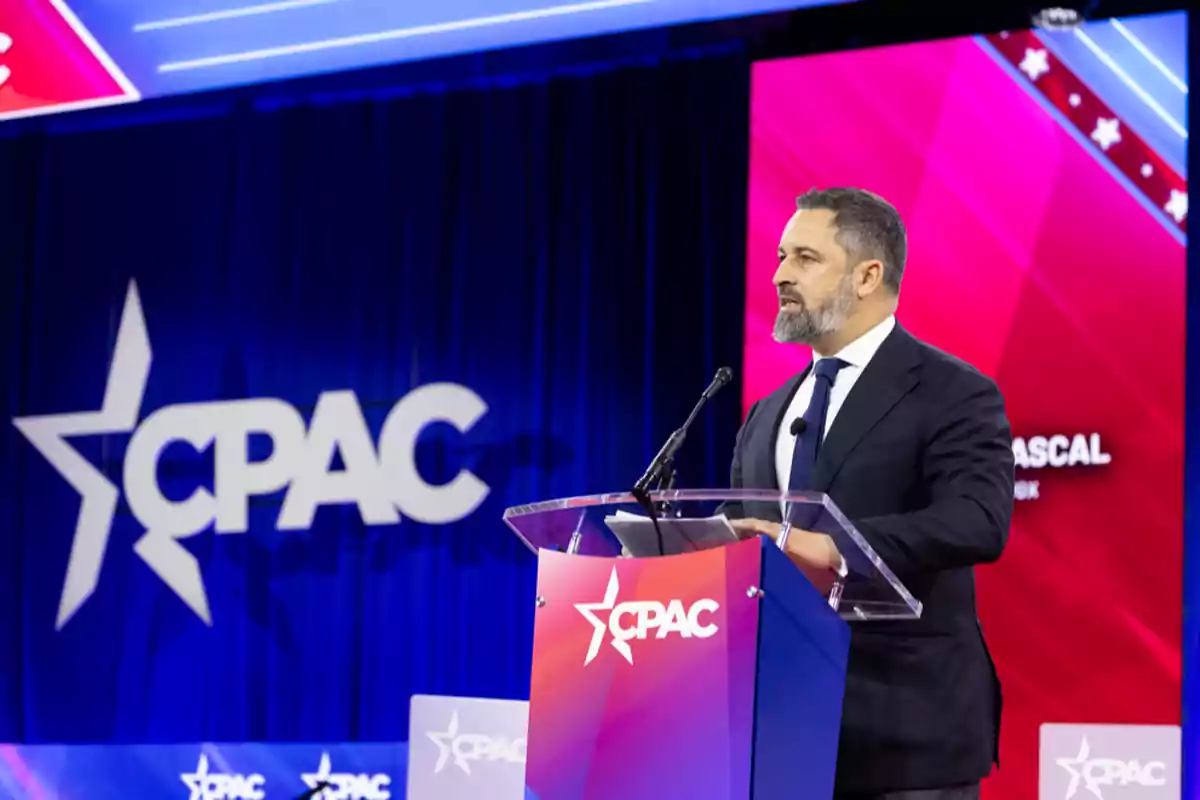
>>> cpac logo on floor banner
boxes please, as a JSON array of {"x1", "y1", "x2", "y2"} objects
[
  {"x1": 12, "y1": 281, "x2": 490, "y2": 630},
  {"x1": 1040, "y1": 723, "x2": 1179, "y2": 799},
  {"x1": 575, "y1": 566, "x2": 719, "y2": 665},
  {"x1": 302, "y1": 752, "x2": 392, "y2": 800},
  {"x1": 180, "y1": 753, "x2": 265, "y2": 800}
]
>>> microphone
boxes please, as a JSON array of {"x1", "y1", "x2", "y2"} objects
[
  {"x1": 633, "y1": 367, "x2": 733, "y2": 495},
  {"x1": 632, "y1": 367, "x2": 733, "y2": 556},
  {"x1": 790, "y1": 417, "x2": 807, "y2": 436}
]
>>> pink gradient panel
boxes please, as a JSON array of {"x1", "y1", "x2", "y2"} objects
[
  {"x1": 747, "y1": 38, "x2": 1184, "y2": 799},
  {"x1": 526, "y1": 541, "x2": 762, "y2": 800},
  {"x1": 0, "y1": 0, "x2": 131, "y2": 118}
]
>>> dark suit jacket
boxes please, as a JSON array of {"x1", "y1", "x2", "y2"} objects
[{"x1": 726, "y1": 322, "x2": 1014, "y2": 794}]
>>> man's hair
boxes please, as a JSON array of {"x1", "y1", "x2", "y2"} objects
[{"x1": 795, "y1": 187, "x2": 907, "y2": 294}]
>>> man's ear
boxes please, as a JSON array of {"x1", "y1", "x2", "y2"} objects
[{"x1": 855, "y1": 259, "x2": 885, "y2": 297}]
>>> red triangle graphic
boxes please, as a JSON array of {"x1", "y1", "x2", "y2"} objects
[{"x1": 0, "y1": 0, "x2": 137, "y2": 120}]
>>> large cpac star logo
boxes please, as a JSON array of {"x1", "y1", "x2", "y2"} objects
[{"x1": 12, "y1": 281, "x2": 152, "y2": 630}]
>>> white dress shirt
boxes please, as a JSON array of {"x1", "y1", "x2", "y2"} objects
[{"x1": 774, "y1": 315, "x2": 896, "y2": 491}]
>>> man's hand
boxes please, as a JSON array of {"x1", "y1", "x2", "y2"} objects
[
  {"x1": 730, "y1": 518, "x2": 842, "y2": 568},
  {"x1": 729, "y1": 518, "x2": 844, "y2": 593}
]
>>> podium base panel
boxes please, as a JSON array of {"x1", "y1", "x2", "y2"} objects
[{"x1": 751, "y1": 541, "x2": 850, "y2": 800}]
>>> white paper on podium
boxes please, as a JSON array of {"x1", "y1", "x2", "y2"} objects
[{"x1": 603, "y1": 510, "x2": 739, "y2": 558}]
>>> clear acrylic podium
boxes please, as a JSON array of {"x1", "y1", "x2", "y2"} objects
[{"x1": 503, "y1": 489, "x2": 920, "y2": 800}]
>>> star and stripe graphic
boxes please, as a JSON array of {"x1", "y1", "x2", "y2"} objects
[{"x1": 985, "y1": 26, "x2": 1187, "y2": 233}]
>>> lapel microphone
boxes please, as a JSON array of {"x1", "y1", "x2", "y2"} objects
[{"x1": 790, "y1": 417, "x2": 807, "y2": 436}]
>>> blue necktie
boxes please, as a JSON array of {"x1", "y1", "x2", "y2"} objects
[{"x1": 788, "y1": 357, "x2": 848, "y2": 491}]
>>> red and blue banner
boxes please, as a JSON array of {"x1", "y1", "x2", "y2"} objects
[{"x1": 1, "y1": 0, "x2": 854, "y2": 121}]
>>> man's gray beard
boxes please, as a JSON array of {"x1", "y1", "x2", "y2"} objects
[{"x1": 773, "y1": 278, "x2": 854, "y2": 345}]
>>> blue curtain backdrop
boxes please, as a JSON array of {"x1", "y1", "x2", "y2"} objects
[{"x1": 0, "y1": 45, "x2": 748, "y2": 743}]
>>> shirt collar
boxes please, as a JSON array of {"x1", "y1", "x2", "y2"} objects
[{"x1": 824, "y1": 314, "x2": 896, "y2": 370}]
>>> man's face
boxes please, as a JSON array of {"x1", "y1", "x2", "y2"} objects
[{"x1": 773, "y1": 209, "x2": 856, "y2": 345}]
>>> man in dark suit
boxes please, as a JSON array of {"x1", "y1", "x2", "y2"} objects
[{"x1": 727, "y1": 187, "x2": 1014, "y2": 800}]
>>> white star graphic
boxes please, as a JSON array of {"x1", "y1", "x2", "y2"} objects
[
  {"x1": 1090, "y1": 118, "x2": 1121, "y2": 151},
  {"x1": 427, "y1": 712, "x2": 462, "y2": 774},
  {"x1": 574, "y1": 566, "x2": 631, "y2": 665},
  {"x1": 12, "y1": 280, "x2": 153, "y2": 629},
  {"x1": 301, "y1": 752, "x2": 335, "y2": 799},
  {"x1": 1056, "y1": 737, "x2": 1089, "y2": 799},
  {"x1": 181, "y1": 753, "x2": 213, "y2": 800},
  {"x1": 1019, "y1": 47, "x2": 1050, "y2": 81},
  {"x1": 1141, "y1": 163, "x2": 1154, "y2": 178},
  {"x1": 0, "y1": 32, "x2": 11, "y2": 89},
  {"x1": 1165, "y1": 189, "x2": 1188, "y2": 223},
  {"x1": 1068, "y1": 93, "x2": 1081, "y2": 107}
]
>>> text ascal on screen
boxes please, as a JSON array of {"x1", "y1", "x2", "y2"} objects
[
  {"x1": 11, "y1": 280, "x2": 490, "y2": 629},
  {"x1": 575, "y1": 566, "x2": 720, "y2": 666},
  {"x1": 1011, "y1": 433, "x2": 1110, "y2": 503}
]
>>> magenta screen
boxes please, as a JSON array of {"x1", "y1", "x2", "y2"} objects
[{"x1": 745, "y1": 25, "x2": 1186, "y2": 798}]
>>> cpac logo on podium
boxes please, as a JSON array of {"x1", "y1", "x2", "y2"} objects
[
  {"x1": 180, "y1": 753, "x2": 266, "y2": 800},
  {"x1": 427, "y1": 711, "x2": 526, "y2": 775},
  {"x1": 13, "y1": 281, "x2": 489, "y2": 630},
  {"x1": 575, "y1": 566, "x2": 719, "y2": 665}
]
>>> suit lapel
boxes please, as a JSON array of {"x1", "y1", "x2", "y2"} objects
[{"x1": 811, "y1": 325, "x2": 923, "y2": 492}]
